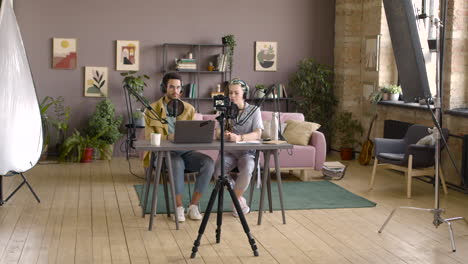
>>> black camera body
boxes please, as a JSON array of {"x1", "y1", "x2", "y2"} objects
[{"x1": 213, "y1": 95, "x2": 238, "y2": 119}]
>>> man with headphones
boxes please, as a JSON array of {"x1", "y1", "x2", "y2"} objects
[
  {"x1": 143, "y1": 72, "x2": 214, "y2": 222},
  {"x1": 214, "y1": 78, "x2": 263, "y2": 217}
]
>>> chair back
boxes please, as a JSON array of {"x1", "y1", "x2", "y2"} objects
[{"x1": 403, "y1": 124, "x2": 449, "y2": 148}]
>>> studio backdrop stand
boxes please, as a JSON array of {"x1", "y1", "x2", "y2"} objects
[
  {"x1": 0, "y1": 172, "x2": 41, "y2": 205},
  {"x1": 379, "y1": 0, "x2": 467, "y2": 252}
]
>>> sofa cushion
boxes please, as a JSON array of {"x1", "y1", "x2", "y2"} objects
[{"x1": 283, "y1": 120, "x2": 320, "y2": 146}]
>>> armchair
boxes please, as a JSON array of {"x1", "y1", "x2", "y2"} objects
[{"x1": 369, "y1": 124, "x2": 448, "y2": 198}]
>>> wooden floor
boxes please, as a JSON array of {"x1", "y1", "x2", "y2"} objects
[{"x1": 0, "y1": 156, "x2": 467, "y2": 264}]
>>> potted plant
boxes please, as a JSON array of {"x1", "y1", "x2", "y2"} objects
[
  {"x1": 132, "y1": 108, "x2": 145, "y2": 127},
  {"x1": 85, "y1": 99, "x2": 123, "y2": 160},
  {"x1": 49, "y1": 96, "x2": 71, "y2": 152},
  {"x1": 334, "y1": 111, "x2": 364, "y2": 160},
  {"x1": 254, "y1": 84, "x2": 266, "y2": 98},
  {"x1": 388, "y1": 84, "x2": 402, "y2": 101},
  {"x1": 39, "y1": 96, "x2": 56, "y2": 160},
  {"x1": 222, "y1": 34, "x2": 236, "y2": 72},
  {"x1": 59, "y1": 130, "x2": 107, "y2": 163},
  {"x1": 289, "y1": 58, "x2": 337, "y2": 145},
  {"x1": 120, "y1": 71, "x2": 150, "y2": 100}
]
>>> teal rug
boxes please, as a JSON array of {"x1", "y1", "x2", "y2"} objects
[{"x1": 134, "y1": 181, "x2": 376, "y2": 214}]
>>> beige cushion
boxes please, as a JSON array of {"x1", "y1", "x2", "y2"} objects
[{"x1": 283, "y1": 120, "x2": 320, "y2": 145}]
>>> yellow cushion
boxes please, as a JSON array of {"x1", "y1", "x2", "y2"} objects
[{"x1": 283, "y1": 120, "x2": 320, "y2": 145}]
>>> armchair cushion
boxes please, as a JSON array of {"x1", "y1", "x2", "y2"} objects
[{"x1": 379, "y1": 153, "x2": 404, "y2": 161}]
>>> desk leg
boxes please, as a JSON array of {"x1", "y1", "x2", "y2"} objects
[
  {"x1": 248, "y1": 151, "x2": 260, "y2": 208},
  {"x1": 149, "y1": 153, "x2": 163, "y2": 230},
  {"x1": 266, "y1": 153, "x2": 273, "y2": 213},
  {"x1": 142, "y1": 152, "x2": 156, "y2": 218},
  {"x1": 165, "y1": 151, "x2": 180, "y2": 230},
  {"x1": 274, "y1": 150, "x2": 286, "y2": 224},
  {"x1": 161, "y1": 161, "x2": 171, "y2": 217},
  {"x1": 258, "y1": 151, "x2": 271, "y2": 225}
]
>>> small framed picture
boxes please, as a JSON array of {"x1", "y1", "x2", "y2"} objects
[
  {"x1": 52, "y1": 38, "x2": 77, "y2": 69},
  {"x1": 365, "y1": 35, "x2": 380, "y2": 71},
  {"x1": 255, "y1": 41, "x2": 277, "y2": 71},
  {"x1": 116, "y1": 40, "x2": 139, "y2": 71},
  {"x1": 84, "y1": 66, "x2": 108, "y2": 97}
]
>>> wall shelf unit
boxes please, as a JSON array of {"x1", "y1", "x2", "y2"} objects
[{"x1": 162, "y1": 43, "x2": 231, "y2": 113}]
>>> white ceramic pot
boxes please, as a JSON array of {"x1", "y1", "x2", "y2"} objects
[{"x1": 390, "y1": 93, "x2": 400, "y2": 101}]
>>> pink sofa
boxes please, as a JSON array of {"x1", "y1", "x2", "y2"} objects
[{"x1": 196, "y1": 111, "x2": 327, "y2": 181}]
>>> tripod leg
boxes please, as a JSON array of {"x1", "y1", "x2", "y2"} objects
[
  {"x1": 445, "y1": 220, "x2": 456, "y2": 252},
  {"x1": 226, "y1": 181, "x2": 259, "y2": 257},
  {"x1": 20, "y1": 173, "x2": 40, "y2": 203},
  {"x1": 191, "y1": 180, "x2": 223, "y2": 259},
  {"x1": 216, "y1": 181, "x2": 224, "y2": 243},
  {"x1": 378, "y1": 208, "x2": 398, "y2": 233},
  {"x1": 0, "y1": 175, "x2": 4, "y2": 205}
]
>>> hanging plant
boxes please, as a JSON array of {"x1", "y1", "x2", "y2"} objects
[{"x1": 222, "y1": 34, "x2": 236, "y2": 72}]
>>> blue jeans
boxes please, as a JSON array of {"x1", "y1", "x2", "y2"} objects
[{"x1": 156, "y1": 151, "x2": 214, "y2": 196}]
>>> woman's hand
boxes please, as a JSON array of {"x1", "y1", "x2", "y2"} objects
[{"x1": 224, "y1": 131, "x2": 241, "y2": 142}]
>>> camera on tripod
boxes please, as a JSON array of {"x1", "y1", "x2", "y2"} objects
[{"x1": 213, "y1": 94, "x2": 238, "y2": 118}]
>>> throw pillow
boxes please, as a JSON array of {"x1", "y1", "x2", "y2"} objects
[
  {"x1": 416, "y1": 128, "x2": 436, "y2": 145},
  {"x1": 283, "y1": 120, "x2": 321, "y2": 145}
]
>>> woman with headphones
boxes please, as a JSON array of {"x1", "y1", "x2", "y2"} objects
[{"x1": 215, "y1": 78, "x2": 264, "y2": 217}]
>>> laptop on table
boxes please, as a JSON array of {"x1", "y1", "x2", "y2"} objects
[{"x1": 173, "y1": 120, "x2": 215, "y2": 144}]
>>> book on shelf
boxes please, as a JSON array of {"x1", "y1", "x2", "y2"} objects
[
  {"x1": 190, "y1": 83, "x2": 197, "y2": 98},
  {"x1": 178, "y1": 58, "x2": 196, "y2": 63},
  {"x1": 216, "y1": 54, "x2": 227, "y2": 72}
]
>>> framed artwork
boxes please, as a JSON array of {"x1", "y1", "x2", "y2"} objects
[
  {"x1": 365, "y1": 35, "x2": 380, "y2": 71},
  {"x1": 52, "y1": 38, "x2": 77, "y2": 69},
  {"x1": 116, "y1": 40, "x2": 139, "y2": 71},
  {"x1": 84, "y1": 66, "x2": 108, "y2": 97},
  {"x1": 255, "y1": 41, "x2": 277, "y2": 71}
]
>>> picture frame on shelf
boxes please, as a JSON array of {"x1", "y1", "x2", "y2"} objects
[
  {"x1": 255, "y1": 41, "x2": 277, "y2": 71},
  {"x1": 84, "y1": 66, "x2": 108, "y2": 97},
  {"x1": 365, "y1": 35, "x2": 380, "y2": 71},
  {"x1": 116, "y1": 40, "x2": 139, "y2": 71},
  {"x1": 52, "y1": 38, "x2": 77, "y2": 69}
]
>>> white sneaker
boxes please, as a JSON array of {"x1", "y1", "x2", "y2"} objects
[
  {"x1": 187, "y1": 204, "x2": 202, "y2": 220},
  {"x1": 172, "y1": 206, "x2": 185, "y2": 222},
  {"x1": 232, "y1": 196, "x2": 250, "y2": 217}
]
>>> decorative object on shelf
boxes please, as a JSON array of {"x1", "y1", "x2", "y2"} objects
[
  {"x1": 116, "y1": 40, "x2": 139, "y2": 71},
  {"x1": 333, "y1": 111, "x2": 363, "y2": 160},
  {"x1": 255, "y1": 41, "x2": 277, "y2": 71},
  {"x1": 120, "y1": 71, "x2": 149, "y2": 101},
  {"x1": 365, "y1": 35, "x2": 380, "y2": 71},
  {"x1": 133, "y1": 108, "x2": 145, "y2": 127},
  {"x1": 289, "y1": 58, "x2": 336, "y2": 145},
  {"x1": 84, "y1": 66, "x2": 108, "y2": 97},
  {"x1": 388, "y1": 84, "x2": 402, "y2": 101},
  {"x1": 207, "y1": 61, "x2": 215, "y2": 71},
  {"x1": 85, "y1": 98, "x2": 123, "y2": 160},
  {"x1": 254, "y1": 84, "x2": 266, "y2": 98},
  {"x1": 222, "y1": 34, "x2": 236, "y2": 71},
  {"x1": 52, "y1": 38, "x2": 77, "y2": 69}
]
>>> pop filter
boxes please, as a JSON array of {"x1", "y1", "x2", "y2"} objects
[
  {"x1": 383, "y1": 0, "x2": 434, "y2": 102},
  {"x1": 167, "y1": 99, "x2": 185, "y2": 117}
]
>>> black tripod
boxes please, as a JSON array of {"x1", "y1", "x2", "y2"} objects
[{"x1": 190, "y1": 112, "x2": 259, "y2": 258}]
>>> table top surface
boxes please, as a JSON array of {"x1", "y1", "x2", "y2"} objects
[{"x1": 134, "y1": 140, "x2": 293, "y2": 151}]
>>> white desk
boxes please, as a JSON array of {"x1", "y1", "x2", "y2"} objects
[{"x1": 134, "y1": 140, "x2": 293, "y2": 230}]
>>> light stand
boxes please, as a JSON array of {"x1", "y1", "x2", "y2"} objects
[
  {"x1": 190, "y1": 111, "x2": 259, "y2": 258},
  {"x1": 378, "y1": 2, "x2": 467, "y2": 251}
]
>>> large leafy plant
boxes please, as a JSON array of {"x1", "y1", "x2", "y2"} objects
[
  {"x1": 59, "y1": 130, "x2": 106, "y2": 162},
  {"x1": 121, "y1": 71, "x2": 149, "y2": 97},
  {"x1": 333, "y1": 111, "x2": 363, "y2": 148},
  {"x1": 39, "y1": 96, "x2": 71, "y2": 151},
  {"x1": 289, "y1": 58, "x2": 337, "y2": 143},
  {"x1": 85, "y1": 99, "x2": 123, "y2": 145}
]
